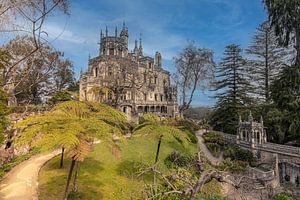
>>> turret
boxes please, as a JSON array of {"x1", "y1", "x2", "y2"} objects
[
  {"x1": 155, "y1": 51, "x2": 162, "y2": 68},
  {"x1": 138, "y1": 33, "x2": 143, "y2": 56},
  {"x1": 134, "y1": 39, "x2": 139, "y2": 55},
  {"x1": 120, "y1": 22, "x2": 128, "y2": 48}
]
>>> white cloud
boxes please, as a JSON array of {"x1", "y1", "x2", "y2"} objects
[{"x1": 43, "y1": 23, "x2": 86, "y2": 44}]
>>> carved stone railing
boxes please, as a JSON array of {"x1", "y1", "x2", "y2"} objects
[
  {"x1": 223, "y1": 133, "x2": 236, "y2": 144},
  {"x1": 258, "y1": 143, "x2": 300, "y2": 157},
  {"x1": 249, "y1": 167, "x2": 275, "y2": 181}
]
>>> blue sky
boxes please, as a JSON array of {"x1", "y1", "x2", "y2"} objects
[{"x1": 34, "y1": 0, "x2": 266, "y2": 107}]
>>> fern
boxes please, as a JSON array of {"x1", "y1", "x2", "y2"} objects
[{"x1": 15, "y1": 101, "x2": 126, "y2": 161}]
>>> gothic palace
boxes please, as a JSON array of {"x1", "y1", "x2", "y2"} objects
[{"x1": 79, "y1": 24, "x2": 178, "y2": 119}]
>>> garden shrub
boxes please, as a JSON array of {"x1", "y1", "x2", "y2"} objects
[
  {"x1": 218, "y1": 158, "x2": 248, "y2": 173},
  {"x1": 224, "y1": 145, "x2": 257, "y2": 166},
  {"x1": 274, "y1": 192, "x2": 292, "y2": 200},
  {"x1": 206, "y1": 143, "x2": 221, "y2": 157},
  {"x1": 164, "y1": 151, "x2": 194, "y2": 168},
  {"x1": 48, "y1": 91, "x2": 73, "y2": 105},
  {"x1": 203, "y1": 132, "x2": 224, "y2": 146},
  {"x1": 201, "y1": 178, "x2": 222, "y2": 195}
]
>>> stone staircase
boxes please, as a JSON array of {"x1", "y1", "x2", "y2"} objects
[{"x1": 254, "y1": 179, "x2": 265, "y2": 190}]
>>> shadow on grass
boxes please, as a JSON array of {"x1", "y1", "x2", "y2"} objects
[{"x1": 39, "y1": 157, "x2": 105, "y2": 200}]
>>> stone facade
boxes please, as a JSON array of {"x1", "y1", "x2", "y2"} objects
[
  {"x1": 236, "y1": 112, "x2": 267, "y2": 148},
  {"x1": 79, "y1": 24, "x2": 178, "y2": 119}
]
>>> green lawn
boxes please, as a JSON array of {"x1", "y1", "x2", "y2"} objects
[{"x1": 38, "y1": 133, "x2": 198, "y2": 200}]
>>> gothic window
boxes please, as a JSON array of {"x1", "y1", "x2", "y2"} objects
[
  {"x1": 154, "y1": 76, "x2": 158, "y2": 84},
  {"x1": 144, "y1": 73, "x2": 147, "y2": 83},
  {"x1": 93, "y1": 67, "x2": 98, "y2": 77},
  {"x1": 160, "y1": 95, "x2": 163, "y2": 101},
  {"x1": 144, "y1": 94, "x2": 147, "y2": 101},
  {"x1": 108, "y1": 66, "x2": 113, "y2": 76},
  {"x1": 127, "y1": 91, "x2": 131, "y2": 100},
  {"x1": 155, "y1": 94, "x2": 157, "y2": 101}
]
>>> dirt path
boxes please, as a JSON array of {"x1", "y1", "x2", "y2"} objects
[
  {"x1": 196, "y1": 130, "x2": 223, "y2": 166},
  {"x1": 0, "y1": 150, "x2": 60, "y2": 200}
]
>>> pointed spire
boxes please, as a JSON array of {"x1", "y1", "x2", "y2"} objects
[
  {"x1": 248, "y1": 111, "x2": 253, "y2": 122},
  {"x1": 115, "y1": 26, "x2": 118, "y2": 37},
  {"x1": 123, "y1": 21, "x2": 126, "y2": 29},
  {"x1": 134, "y1": 39, "x2": 138, "y2": 49},
  {"x1": 260, "y1": 115, "x2": 264, "y2": 126},
  {"x1": 100, "y1": 29, "x2": 103, "y2": 38},
  {"x1": 80, "y1": 67, "x2": 83, "y2": 77},
  {"x1": 139, "y1": 33, "x2": 142, "y2": 47},
  {"x1": 88, "y1": 53, "x2": 91, "y2": 60},
  {"x1": 105, "y1": 26, "x2": 108, "y2": 37}
]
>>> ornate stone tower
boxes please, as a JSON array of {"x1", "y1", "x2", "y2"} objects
[{"x1": 236, "y1": 111, "x2": 267, "y2": 148}]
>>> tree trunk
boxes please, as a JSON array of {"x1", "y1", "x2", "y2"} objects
[
  {"x1": 296, "y1": 28, "x2": 300, "y2": 65},
  {"x1": 63, "y1": 159, "x2": 76, "y2": 200},
  {"x1": 60, "y1": 147, "x2": 65, "y2": 168},
  {"x1": 72, "y1": 161, "x2": 79, "y2": 192}
]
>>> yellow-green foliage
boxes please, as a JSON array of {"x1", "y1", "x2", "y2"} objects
[
  {"x1": 201, "y1": 178, "x2": 222, "y2": 195},
  {"x1": 15, "y1": 101, "x2": 125, "y2": 156},
  {"x1": 142, "y1": 113, "x2": 161, "y2": 124},
  {"x1": 134, "y1": 124, "x2": 191, "y2": 148},
  {"x1": 38, "y1": 128, "x2": 198, "y2": 200}
]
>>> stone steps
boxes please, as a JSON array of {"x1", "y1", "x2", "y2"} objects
[{"x1": 254, "y1": 180, "x2": 265, "y2": 190}]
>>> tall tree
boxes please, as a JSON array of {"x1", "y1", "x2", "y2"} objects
[
  {"x1": 264, "y1": 0, "x2": 300, "y2": 64},
  {"x1": 263, "y1": 0, "x2": 300, "y2": 145},
  {"x1": 0, "y1": 51, "x2": 10, "y2": 143},
  {"x1": 246, "y1": 21, "x2": 290, "y2": 101},
  {"x1": 174, "y1": 43, "x2": 215, "y2": 115},
  {"x1": 211, "y1": 44, "x2": 251, "y2": 134},
  {"x1": 2, "y1": 35, "x2": 76, "y2": 104},
  {"x1": 0, "y1": 0, "x2": 70, "y2": 105}
]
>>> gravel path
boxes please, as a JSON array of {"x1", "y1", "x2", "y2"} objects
[
  {"x1": 196, "y1": 129, "x2": 224, "y2": 166},
  {"x1": 0, "y1": 150, "x2": 60, "y2": 200}
]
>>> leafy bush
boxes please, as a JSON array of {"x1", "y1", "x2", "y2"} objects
[
  {"x1": 224, "y1": 145, "x2": 257, "y2": 166},
  {"x1": 201, "y1": 178, "x2": 222, "y2": 195},
  {"x1": 175, "y1": 119, "x2": 201, "y2": 132},
  {"x1": 180, "y1": 127, "x2": 198, "y2": 144},
  {"x1": 164, "y1": 151, "x2": 194, "y2": 168},
  {"x1": 218, "y1": 158, "x2": 248, "y2": 173},
  {"x1": 206, "y1": 143, "x2": 221, "y2": 157},
  {"x1": 48, "y1": 91, "x2": 73, "y2": 105},
  {"x1": 274, "y1": 192, "x2": 292, "y2": 200},
  {"x1": 203, "y1": 132, "x2": 224, "y2": 146}
]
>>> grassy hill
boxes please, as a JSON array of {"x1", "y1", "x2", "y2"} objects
[{"x1": 38, "y1": 130, "x2": 198, "y2": 200}]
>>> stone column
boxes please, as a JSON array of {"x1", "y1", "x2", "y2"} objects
[{"x1": 251, "y1": 129, "x2": 255, "y2": 148}]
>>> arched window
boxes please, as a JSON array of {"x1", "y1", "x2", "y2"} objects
[{"x1": 94, "y1": 67, "x2": 98, "y2": 77}]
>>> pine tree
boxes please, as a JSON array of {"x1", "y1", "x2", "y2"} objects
[
  {"x1": 211, "y1": 44, "x2": 251, "y2": 134},
  {"x1": 264, "y1": 0, "x2": 300, "y2": 64},
  {"x1": 246, "y1": 21, "x2": 290, "y2": 101}
]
